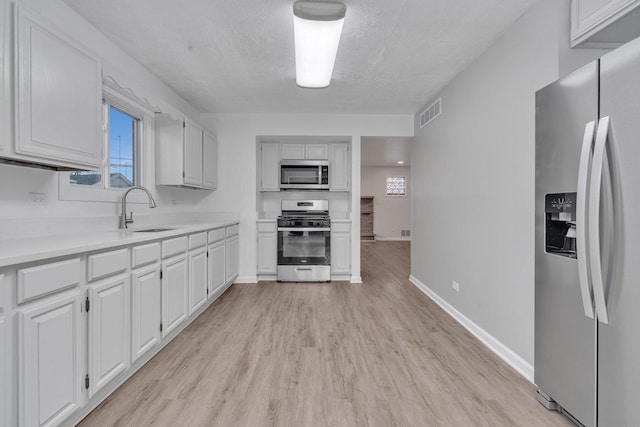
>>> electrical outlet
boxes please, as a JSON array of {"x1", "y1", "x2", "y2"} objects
[
  {"x1": 28, "y1": 192, "x2": 47, "y2": 206},
  {"x1": 452, "y1": 281, "x2": 460, "y2": 292}
]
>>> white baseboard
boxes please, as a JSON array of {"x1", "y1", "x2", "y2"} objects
[
  {"x1": 408, "y1": 275, "x2": 534, "y2": 383},
  {"x1": 235, "y1": 276, "x2": 258, "y2": 284},
  {"x1": 349, "y1": 275, "x2": 362, "y2": 284}
]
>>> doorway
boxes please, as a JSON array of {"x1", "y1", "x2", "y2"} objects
[{"x1": 360, "y1": 137, "x2": 413, "y2": 278}]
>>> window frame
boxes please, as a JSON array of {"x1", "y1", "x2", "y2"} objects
[
  {"x1": 385, "y1": 176, "x2": 407, "y2": 197},
  {"x1": 59, "y1": 86, "x2": 154, "y2": 204}
]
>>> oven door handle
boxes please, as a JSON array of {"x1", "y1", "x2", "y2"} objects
[{"x1": 277, "y1": 227, "x2": 331, "y2": 232}]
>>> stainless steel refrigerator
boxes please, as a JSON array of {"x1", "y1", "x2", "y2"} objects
[{"x1": 535, "y1": 36, "x2": 640, "y2": 427}]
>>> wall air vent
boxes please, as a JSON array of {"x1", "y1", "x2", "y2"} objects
[{"x1": 419, "y1": 97, "x2": 442, "y2": 128}]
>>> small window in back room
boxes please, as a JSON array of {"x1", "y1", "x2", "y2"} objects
[
  {"x1": 70, "y1": 102, "x2": 139, "y2": 189},
  {"x1": 386, "y1": 176, "x2": 406, "y2": 196}
]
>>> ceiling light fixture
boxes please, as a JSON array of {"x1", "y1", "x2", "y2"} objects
[
  {"x1": 293, "y1": 1, "x2": 346, "y2": 88},
  {"x1": 397, "y1": 161, "x2": 404, "y2": 164}
]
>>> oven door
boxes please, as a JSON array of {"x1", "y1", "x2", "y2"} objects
[{"x1": 278, "y1": 227, "x2": 331, "y2": 265}]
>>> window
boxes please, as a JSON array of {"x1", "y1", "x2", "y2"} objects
[
  {"x1": 59, "y1": 85, "x2": 153, "y2": 204},
  {"x1": 386, "y1": 176, "x2": 407, "y2": 196},
  {"x1": 70, "y1": 101, "x2": 140, "y2": 189}
]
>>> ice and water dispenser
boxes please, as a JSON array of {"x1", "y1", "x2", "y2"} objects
[{"x1": 545, "y1": 193, "x2": 577, "y2": 258}]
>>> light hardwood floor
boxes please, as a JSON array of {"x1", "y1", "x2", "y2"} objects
[{"x1": 79, "y1": 241, "x2": 571, "y2": 426}]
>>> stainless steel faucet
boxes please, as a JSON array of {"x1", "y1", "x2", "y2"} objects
[{"x1": 119, "y1": 186, "x2": 157, "y2": 229}]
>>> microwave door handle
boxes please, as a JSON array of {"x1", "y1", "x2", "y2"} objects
[
  {"x1": 589, "y1": 116, "x2": 610, "y2": 325},
  {"x1": 576, "y1": 120, "x2": 596, "y2": 319}
]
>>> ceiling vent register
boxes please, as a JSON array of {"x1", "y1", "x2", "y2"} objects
[{"x1": 419, "y1": 97, "x2": 442, "y2": 128}]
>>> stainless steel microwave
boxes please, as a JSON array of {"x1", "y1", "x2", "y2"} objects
[{"x1": 280, "y1": 160, "x2": 329, "y2": 190}]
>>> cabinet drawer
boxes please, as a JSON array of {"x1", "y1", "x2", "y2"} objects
[
  {"x1": 88, "y1": 248, "x2": 128, "y2": 282},
  {"x1": 332, "y1": 222, "x2": 351, "y2": 233},
  {"x1": 162, "y1": 236, "x2": 188, "y2": 259},
  {"x1": 17, "y1": 258, "x2": 81, "y2": 303},
  {"x1": 188, "y1": 232, "x2": 207, "y2": 250},
  {"x1": 208, "y1": 228, "x2": 226, "y2": 243},
  {"x1": 132, "y1": 242, "x2": 161, "y2": 268},
  {"x1": 257, "y1": 222, "x2": 276, "y2": 233},
  {"x1": 226, "y1": 224, "x2": 239, "y2": 237}
]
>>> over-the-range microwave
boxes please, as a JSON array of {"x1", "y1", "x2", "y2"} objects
[{"x1": 280, "y1": 160, "x2": 329, "y2": 190}]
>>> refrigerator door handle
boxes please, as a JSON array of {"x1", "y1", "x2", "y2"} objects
[
  {"x1": 576, "y1": 120, "x2": 596, "y2": 319},
  {"x1": 589, "y1": 116, "x2": 610, "y2": 325}
]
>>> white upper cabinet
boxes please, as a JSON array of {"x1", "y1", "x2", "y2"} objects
[
  {"x1": 305, "y1": 144, "x2": 329, "y2": 159},
  {"x1": 12, "y1": 6, "x2": 102, "y2": 169},
  {"x1": 280, "y1": 143, "x2": 305, "y2": 160},
  {"x1": 183, "y1": 119, "x2": 203, "y2": 186},
  {"x1": 156, "y1": 114, "x2": 217, "y2": 190},
  {"x1": 329, "y1": 143, "x2": 350, "y2": 191},
  {"x1": 0, "y1": 0, "x2": 8, "y2": 157},
  {"x1": 203, "y1": 131, "x2": 218, "y2": 189},
  {"x1": 259, "y1": 142, "x2": 280, "y2": 191},
  {"x1": 281, "y1": 143, "x2": 328, "y2": 160},
  {"x1": 571, "y1": 0, "x2": 640, "y2": 46}
]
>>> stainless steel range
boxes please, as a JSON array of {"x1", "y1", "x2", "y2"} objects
[{"x1": 277, "y1": 200, "x2": 331, "y2": 282}]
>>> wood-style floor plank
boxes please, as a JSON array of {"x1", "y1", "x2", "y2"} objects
[{"x1": 79, "y1": 241, "x2": 571, "y2": 427}]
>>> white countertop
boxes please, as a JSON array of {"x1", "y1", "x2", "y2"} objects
[{"x1": 0, "y1": 220, "x2": 239, "y2": 268}]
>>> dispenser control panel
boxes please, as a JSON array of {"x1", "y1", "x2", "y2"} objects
[{"x1": 545, "y1": 192, "x2": 577, "y2": 258}]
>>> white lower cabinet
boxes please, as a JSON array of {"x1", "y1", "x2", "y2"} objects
[
  {"x1": 257, "y1": 222, "x2": 277, "y2": 275},
  {"x1": 19, "y1": 292, "x2": 84, "y2": 427},
  {"x1": 161, "y1": 255, "x2": 188, "y2": 338},
  {"x1": 0, "y1": 274, "x2": 6, "y2": 427},
  {"x1": 6, "y1": 222, "x2": 239, "y2": 427},
  {"x1": 131, "y1": 264, "x2": 161, "y2": 362},
  {"x1": 208, "y1": 239, "x2": 225, "y2": 297},
  {"x1": 331, "y1": 222, "x2": 351, "y2": 275},
  {"x1": 88, "y1": 275, "x2": 130, "y2": 398},
  {"x1": 225, "y1": 234, "x2": 239, "y2": 284},
  {"x1": 188, "y1": 247, "x2": 208, "y2": 315}
]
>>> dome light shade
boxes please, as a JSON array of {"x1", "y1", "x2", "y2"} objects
[{"x1": 293, "y1": 1, "x2": 346, "y2": 88}]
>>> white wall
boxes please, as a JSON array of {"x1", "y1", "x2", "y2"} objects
[
  {"x1": 410, "y1": 0, "x2": 605, "y2": 373},
  {"x1": 202, "y1": 114, "x2": 414, "y2": 282},
  {"x1": 361, "y1": 166, "x2": 411, "y2": 240}
]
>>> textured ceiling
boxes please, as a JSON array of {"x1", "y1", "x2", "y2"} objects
[{"x1": 62, "y1": 0, "x2": 539, "y2": 114}]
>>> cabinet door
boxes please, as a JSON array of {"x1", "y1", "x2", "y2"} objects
[
  {"x1": 331, "y1": 232, "x2": 351, "y2": 274},
  {"x1": 0, "y1": 275, "x2": 5, "y2": 427},
  {"x1": 330, "y1": 143, "x2": 350, "y2": 191},
  {"x1": 183, "y1": 119, "x2": 203, "y2": 186},
  {"x1": 281, "y1": 143, "x2": 305, "y2": 159},
  {"x1": 260, "y1": 143, "x2": 280, "y2": 191},
  {"x1": 15, "y1": 6, "x2": 102, "y2": 169},
  {"x1": 0, "y1": 315, "x2": 4, "y2": 427},
  {"x1": 19, "y1": 292, "x2": 84, "y2": 427},
  {"x1": 571, "y1": 0, "x2": 640, "y2": 46},
  {"x1": 88, "y1": 276, "x2": 130, "y2": 398},
  {"x1": 131, "y1": 265, "x2": 161, "y2": 363},
  {"x1": 225, "y1": 235, "x2": 239, "y2": 284},
  {"x1": 306, "y1": 144, "x2": 328, "y2": 159},
  {"x1": 189, "y1": 247, "x2": 208, "y2": 315},
  {"x1": 208, "y1": 240, "x2": 225, "y2": 297},
  {"x1": 257, "y1": 232, "x2": 277, "y2": 274},
  {"x1": 161, "y1": 255, "x2": 188, "y2": 338},
  {"x1": 0, "y1": 0, "x2": 7, "y2": 157},
  {"x1": 203, "y1": 131, "x2": 218, "y2": 189}
]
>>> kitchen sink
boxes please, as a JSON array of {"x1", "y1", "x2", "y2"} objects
[{"x1": 130, "y1": 228, "x2": 175, "y2": 233}]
